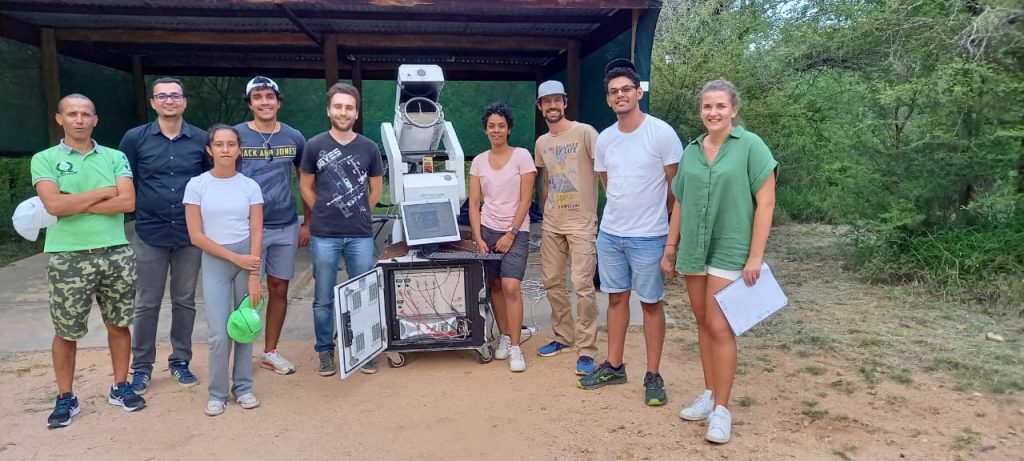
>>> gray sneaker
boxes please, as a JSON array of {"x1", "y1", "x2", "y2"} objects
[
  {"x1": 359, "y1": 359, "x2": 379, "y2": 375},
  {"x1": 318, "y1": 350, "x2": 336, "y2": 377}
]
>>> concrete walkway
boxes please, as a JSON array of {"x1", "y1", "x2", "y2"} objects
[{"x1": 0, "y1": 224, "x2": 663, "y2": 353}]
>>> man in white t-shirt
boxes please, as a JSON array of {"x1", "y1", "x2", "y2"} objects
[{"x1": 577, "y1": 60, "x2": 683, "y2": 409}]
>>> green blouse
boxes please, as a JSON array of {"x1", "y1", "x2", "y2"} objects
[{"x1": 670, "y1": 126, "x2": 778, "y2": 273}]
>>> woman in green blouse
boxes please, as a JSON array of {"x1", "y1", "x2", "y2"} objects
[{"x1": 662, "y1": 79, "x2": 778, "y2": 444}]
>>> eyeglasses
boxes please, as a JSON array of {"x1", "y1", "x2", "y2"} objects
[
  {"x1": 607, "y1": 85, "x2": 637, "y2": 96},
  {"x1": 153, "y1": 92, "x2": 184, "y2": 102}
]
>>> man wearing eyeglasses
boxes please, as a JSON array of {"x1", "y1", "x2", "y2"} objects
[
  {"x1": 577, "y1": 60, "x2": 683, "y2": 409},
  {"x1": 119, "y1": 77, "x2": 210, "y2": 395},
  {"x1": 233, "y1": 76, "x2": 308, "y2": 375}
]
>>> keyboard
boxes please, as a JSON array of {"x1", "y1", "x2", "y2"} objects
[{"x1": 420, "y1": 251, "x2": 504, "y2": 261}]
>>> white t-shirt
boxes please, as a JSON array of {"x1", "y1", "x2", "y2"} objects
[
  {"x1": 183, "y1": 171, "x2": 264, "y2": 245},
  {"x1": 594, "y1": 114, "x2": 683, "y2": 237}
]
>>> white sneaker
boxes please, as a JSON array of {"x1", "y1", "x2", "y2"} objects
[
  {"x1": 706, "y1": 405, "x2": 732, "y2": 444},
  {"x1": 205, "y1": 400, "x2": 226, "y2": 416},
  {"x1": 509, "y1": 345, "x2": 526, "y2": 372},
  {"x1": 236, "y1": 393, "x2": 260, "y2": 410},
  {"x1": 679, "y1": 389, "x2": 714, "y2": 421},
  {"x1": 261, "y1": 350, "x2": 296, "y2": 375},
  {"x1": 494, "y1": 334, "x2": 511, "y2": 360}
]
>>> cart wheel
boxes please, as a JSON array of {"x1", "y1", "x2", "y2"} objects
[
  {"x1": 387, "y1": 353, "x2": 407, "y2": 368},
  {"x1": 477, "y1": 345, "x2": 494, "y2": 364}
]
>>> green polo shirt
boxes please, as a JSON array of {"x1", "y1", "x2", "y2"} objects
[
  {"x1": 670, "y1": 126, "x2": 778, "y2": 273},
  {"x1": 30, "y1": 140, "x2": 133, "y2": 253}
]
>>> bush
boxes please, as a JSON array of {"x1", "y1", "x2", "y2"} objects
[
  {"x1": 852, "y1": 213, "x2": 1024, "y2": 314},
  {"x1": 0, "y1": 156, "x2": 44, "y2": 265}
]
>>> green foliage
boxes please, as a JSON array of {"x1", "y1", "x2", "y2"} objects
[
  {"x1": 0, "y1": 158, "x2": 45, "y2": 265},
  {"x1": 652, "y1": 0, "x2": 1024, "y2": 308}
]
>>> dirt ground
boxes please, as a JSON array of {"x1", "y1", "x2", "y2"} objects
[{"x1": 1, "y1": 224, "x2": 1022, "y2": 460}]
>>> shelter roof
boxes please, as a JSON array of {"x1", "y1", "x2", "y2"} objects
[{"x1": 1, "y1": 0, "x2": 662, "y2": 80}]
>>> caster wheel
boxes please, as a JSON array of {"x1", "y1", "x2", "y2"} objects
[
  {"x1": 477, "y1": 345, "x2": 494, "y2": 364},
  {"x1": 387, "y1": 353, "x2": 407, "y2": 368}
]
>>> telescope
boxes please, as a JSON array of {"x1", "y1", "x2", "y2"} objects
[{"x1": 381, "y1": 65, "x2": 466, "y2": 244}]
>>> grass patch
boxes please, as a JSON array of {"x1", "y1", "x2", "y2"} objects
[
  {"x1": 951, "y1": 427, "x2": 981, "y2": 451},
  {"x1": 801, "y1": 400, "x2": 829, "y2": 422},
  {"x1": 737, "y1": 396, "x2": 757, "y2": 408},
  {"x1": 888, "y1": 368, "x2": 913, "y2": 385},
  {"x1": 801, "y1": 365, "x2": 827, "y2": 376},
  {"x1": 927, "y1": 354, "x2": 1024, "y2": 394},
  {"x1": 830, "y1": 379, "x2": 857, "y2": 395}
]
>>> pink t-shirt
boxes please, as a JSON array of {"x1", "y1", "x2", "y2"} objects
[{"x1": 470, "y1": 147, "x2": 536, "y2": 232}]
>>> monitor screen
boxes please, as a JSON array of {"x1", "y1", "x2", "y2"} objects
[{"x1": 401, "y1": 199, "x2": 460, "y2": 246}]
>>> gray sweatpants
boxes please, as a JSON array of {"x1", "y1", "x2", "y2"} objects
[{"x1": 201, "y1": 239, "x2": 254, "y2": 403}]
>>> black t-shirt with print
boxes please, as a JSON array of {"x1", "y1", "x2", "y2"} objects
[{"x1": 299, "y1": 132, "x2": 384, "y2": 238}]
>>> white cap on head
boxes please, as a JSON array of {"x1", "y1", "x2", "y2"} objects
[
  {"x1": 245, "y1": 76, "x2": 280, "y2": 96},
  {"x1": 537, "y1": 80, "x2": 567, "y2": 100},
  {"x1": 12, "y1": 196, "x2": 57, "y2": 242}
]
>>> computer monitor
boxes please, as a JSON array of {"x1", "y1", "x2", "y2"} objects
[{"x1": 400, "y1": 198, "x2": 460, "y2": 246}]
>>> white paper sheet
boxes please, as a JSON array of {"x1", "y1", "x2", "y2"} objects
[{"x1": 713, "y1": 263, "x2": 788, "y2": 336}]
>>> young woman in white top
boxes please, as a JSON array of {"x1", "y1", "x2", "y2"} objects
[{"x1": 184, "y1": 124, "x2": 264, "y2": 416}]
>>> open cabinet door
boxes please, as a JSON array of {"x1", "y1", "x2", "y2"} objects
[{"x1": 333, "y1": 267, "x2": 387, "y2": 379}]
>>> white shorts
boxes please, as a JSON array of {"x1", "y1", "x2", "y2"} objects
[{"x1": 685, "y1": 265, "x2": 743, "y2": 281}]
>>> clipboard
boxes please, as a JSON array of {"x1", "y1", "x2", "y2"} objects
[{"x1": 713, "y1": 263, "x2": 787, "y2": 336}]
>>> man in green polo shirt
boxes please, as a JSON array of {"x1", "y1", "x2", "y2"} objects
[{"x1": 30, "y1": 94, "x2": 146, "y2": 429}]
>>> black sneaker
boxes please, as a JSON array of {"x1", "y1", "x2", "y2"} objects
[
  {"x1": 577, "y1": 361, "x2": 627, "y2": 389},
  {"x1": 47, "y1": 393, "x2": 80, "y2": 429},
  {"x1": 108, "y1": 382, "x2": 146, "y2": 412},
  {"x1": 643, "y1": 372, "x2": 668, "y2": 406}
]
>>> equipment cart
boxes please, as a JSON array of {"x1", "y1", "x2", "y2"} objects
[{"x1": 333, "y1": 254, "x2": 494, "y2": 378}]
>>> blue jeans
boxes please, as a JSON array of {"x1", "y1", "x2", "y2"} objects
[
  {"x1": 596, "y1": 231, "x2": 667, "y2": 303},
  {"x1": 311, "y1": 236, "x2": 376, "y2": 352}
]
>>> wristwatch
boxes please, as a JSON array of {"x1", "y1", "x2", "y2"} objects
[{"x1": 507, "y1": 227, "x2": 519, "y2": 237}]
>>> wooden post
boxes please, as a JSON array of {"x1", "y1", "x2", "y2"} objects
[
  {"x1": 324, "y1": 34, "x2": 338, "y2": 88},
  {"x1": 41, "y1": 28, "x2": 61, "y2": 143},
  {"x1": 352, "y1": 59, "x2": 363, "y2": 134},
  {"x1": 131, "y1": 55, "x2": 147, "y2": 123},
  {"x1": 567, "y1": 39, "x2": 581, "y2": 122},
  {"x1": 631, "y1": 9, "x2": 640, "y2": 62}
]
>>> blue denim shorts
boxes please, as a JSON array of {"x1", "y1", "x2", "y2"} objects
[{"x1": 596, "y1": 231, "x2": 666, "y2": 303}]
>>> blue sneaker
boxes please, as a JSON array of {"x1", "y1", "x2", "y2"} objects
[
  {"x1": 576, "y1": 356, "x2": 596, "y2": 376},
  {"x1": 47, "y1": 393, "x2": 80, "y2": 428},
  {"x1": 537, "y1": 341, "x2": 569, "y2": 357},
  {"x1": 108, "y1": 382, "x2": 146, "y2": 412},
  {"x1": 169, "y1": 361, "x2": 199, "y2": 388},
  {"x1": 130, "y1": 370, "x2": 151, "y2": 395}
]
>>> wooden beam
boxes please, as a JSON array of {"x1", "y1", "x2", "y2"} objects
[
  {"x1": 352, "y1": 59, "x2": 363, "y2": 134},
  {"x1": 0, "y1": 14, "x2": 41, "y2": 46},
  {"x1": 55, "y1": 29, "x2": 569, "y2": 51},
  {"x1": 0, "y1": 1, "x2": 614, "y2": 24},
  {"x1": 567, "y1": 40, "x2": 581, "y2": 121},
  {"x1": 40, "y1": 28, "x2": 60, "y2": 144},
  {"x1": 580, "y1": 8, "x2": 634, "y2": 56},
  {"x1": 275, "y1": 3, "x2": 322, "y2": 47},
  {"x1": 56, "y1": 30, "x2": 315, "y2": 46},
  {"x1": 324, "y1": 35, "x2": 338, "y2": 89},
  {"x1": 131, "y1": 55, "x2": 147, "y2": 124}
]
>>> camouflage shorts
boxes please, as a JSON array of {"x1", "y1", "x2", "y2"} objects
[{"x1": 47, "y1": 245, "x2": 137, "y2": 341}]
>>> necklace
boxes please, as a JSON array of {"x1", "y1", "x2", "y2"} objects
[{"x1": 251, "y1": 122, "x2": 278, "y2": 149}]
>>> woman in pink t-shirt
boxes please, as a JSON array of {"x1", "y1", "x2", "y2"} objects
[{"x1": 469, "y1": 102, "x2": 537, "y2": 373}]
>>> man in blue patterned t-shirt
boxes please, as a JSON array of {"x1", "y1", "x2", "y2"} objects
[{"x1": 234, "y1": 76, "x2": 308, "y2": 375}]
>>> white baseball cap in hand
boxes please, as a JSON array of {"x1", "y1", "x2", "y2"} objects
[{"x1": 12, "y1": 196, "x2": 57, "y2": 241}]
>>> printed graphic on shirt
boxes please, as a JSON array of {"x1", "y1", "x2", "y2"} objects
[
  {"x1": 543, "y1": 141, "x2": 582, "y2": 211},
  {"x1": 315, "y1": 147, "x2": 369, "y2": 218},
  {"x1": 240, "y1": 145, "x2": 298, "y2": 161}
]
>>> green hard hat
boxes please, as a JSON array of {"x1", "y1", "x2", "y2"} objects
[{"x1": 227, "y1": 295, "x2": 266, "y2": 344}]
